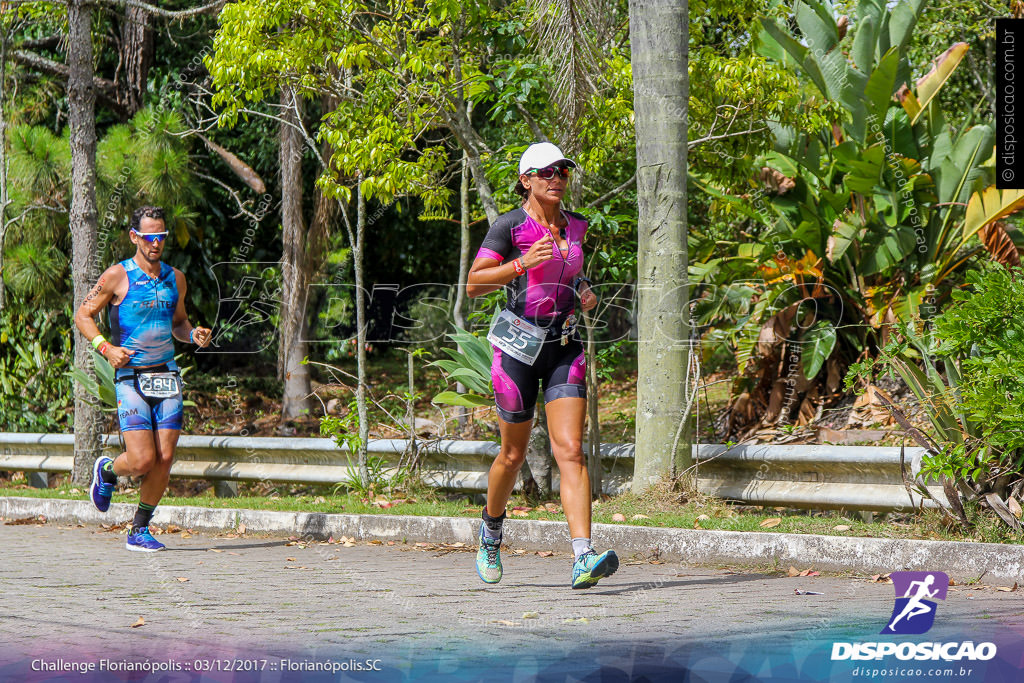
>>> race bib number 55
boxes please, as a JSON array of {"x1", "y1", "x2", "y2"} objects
[{"x1": 487, "y1": 310, "x2": 545, "y2": 365}]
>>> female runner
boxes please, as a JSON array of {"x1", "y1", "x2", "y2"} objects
[{"x1": 467, "y1": 142, "x2": 617, "y2": 589}]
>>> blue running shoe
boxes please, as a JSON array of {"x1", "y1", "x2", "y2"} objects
[
  {"x1": 476, "y1": 522, "x2": 502, "y2": 584},
  {"x1": 571, "y1": 549, "x2": 619, "y2": 589},
  {"x1": 126, "y1": 527, "x2": 165, "y2": 552},
  {"x1": 90, "y1": 456, "x2": 115, "y2": 512}
]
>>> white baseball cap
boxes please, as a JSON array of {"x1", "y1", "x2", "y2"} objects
[{"x1": 518, "y1": 142, "x2": 577, "y2": 175}]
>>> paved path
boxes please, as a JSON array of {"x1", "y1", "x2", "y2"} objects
[{"x1": 2, "y1": 523, "x2": 1024, "y2": 681}]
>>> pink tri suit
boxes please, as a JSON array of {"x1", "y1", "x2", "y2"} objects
[{"x1": 476, "y1": 207, "x2": 589, "y2": 423}]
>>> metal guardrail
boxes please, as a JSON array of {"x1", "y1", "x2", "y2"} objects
[{"x1": 0, "y1": 433, "x2": 946, "y2": 511}]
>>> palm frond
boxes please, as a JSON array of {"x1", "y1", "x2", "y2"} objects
[{"x1": 529, "y1": 0, "x2": 615, "y2": 152}]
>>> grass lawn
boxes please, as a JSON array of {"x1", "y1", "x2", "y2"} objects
[{"x1": 3, "y1": 474, "x2": 1021, "y2": 547}]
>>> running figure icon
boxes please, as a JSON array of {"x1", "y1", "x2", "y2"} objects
[
  {"x1": 887, "y1": 574, "x2": 938, "y2": 631},
  {"x1": 882, "y1": 571, "x2": 949, "y2": 635}
]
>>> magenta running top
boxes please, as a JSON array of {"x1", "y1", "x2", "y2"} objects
[{"x1": 476, "y1": 207, "x2": 587, "y2": 321}]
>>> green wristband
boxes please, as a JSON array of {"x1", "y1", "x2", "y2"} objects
[{"x1": 91, "y1": 335, "x2": 107, "y2": 350}]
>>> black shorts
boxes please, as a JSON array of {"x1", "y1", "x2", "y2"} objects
[{"x1": 490, "y1": 336, "x2": 587, "y2": 423}]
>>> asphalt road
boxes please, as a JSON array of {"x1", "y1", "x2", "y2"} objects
[{"x1": 2, "y1": 523, "x2": 1023, "y2": 682}]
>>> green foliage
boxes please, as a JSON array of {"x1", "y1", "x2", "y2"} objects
[
  {"x1": 0, "y1": 305, "x2": 73, "y2": 432},
  {"x1": 403, "y1": 288, "x2": 453, "y2": 357},
  {"x1": 3, "y1": 243, "x2": 67, "y2": 304},
  {"x1": 594, "y1": 339, "x2": 632, "y2": 384},
  {"x1": 4, "y1": 108, "x2": 202, "y2": 303},
  {"x1": 801, "y1": 321, "x2": 836, "y2": 380},
  {"x1": 698, "y1": 0, "x2": 1024, "y2": 433},
  {"x1": 934, "y1": 266, "x2": 1024, "y2": 455},
  {"x1": 6, "y1": 124, "x2": 70, "y2": 249},
  {"x1": 689, "y1": 0, "x2": 840, "y2": 191},
  {"x1": 846, "y1": 269, "x2": 1024, "y2": 526},
  {"x1": 430, "y1": 324, "x2": 494, "y2": 408},
  {"x1": 67, "y1": 350, "x2": 117, "y2": 411},
  {"x1": 846, "y1": 321, "x2": 975, "y2": 454},
  {"x1": 321, "y1": 399, "x2": 413, "y2": 497},
  {"x1": 321, "y1": 400, "x2": 365, "y2": 462},
  {"x1": 905, "y1": 0, "x2": 995, "y2": 135},
  {"x1": 581, "y1": 210, "x2": 638, "y2": 283},
  {"x1": 208, "y1": 0, "x2": 454, "y2": 211},
  {"x1": 95, "y1": 108, "x2": 203, "y2": 248},
  {"x1": 331, "y1": 453, "x2": 414, "y2": 499}
]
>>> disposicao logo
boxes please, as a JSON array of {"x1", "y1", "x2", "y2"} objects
[
  {"x1": 831, "y1": 571, "x2": 997, "y2": 662},
  {"x1": 883, "y1": 571, "x2": 947, "y2": 635}
]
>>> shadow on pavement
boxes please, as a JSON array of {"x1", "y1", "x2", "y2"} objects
[
  {"x1": 525, "y1": 571, "x2": 773, "y2": 593},
  {"x1": 169, "y1": 540, "x2": 292, "y2": 552}
]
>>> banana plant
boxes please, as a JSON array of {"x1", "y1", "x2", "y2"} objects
[
  {"x1": 697, "y1": 0, "x2": 1024, "y2": 436},
  {"x1": 67, "y1": 350, "x2": 117, "y2": 411},
  {"x1": 430, "y1": 324, "x2": 494, "y2": 408}
]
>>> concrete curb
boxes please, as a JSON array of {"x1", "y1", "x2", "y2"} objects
[{"x1": 4, "y1": 496, "x2": 1024, "y2": 582}]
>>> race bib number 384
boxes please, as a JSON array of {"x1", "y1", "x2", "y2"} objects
[
  {"x1": 487, "y1": 310, "x2": 546, "y2": 365},
  {"x1": 137, "y1": 372, "x2": 180, "y2": 399}
]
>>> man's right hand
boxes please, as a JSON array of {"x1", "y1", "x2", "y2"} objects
[{"x1": 103, "y1": 346, "x2": 134, "y2": 368}]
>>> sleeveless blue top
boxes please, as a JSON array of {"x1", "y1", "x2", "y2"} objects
[{"x1": 108, "y1": 258, "x2": 178, "y2": 368}]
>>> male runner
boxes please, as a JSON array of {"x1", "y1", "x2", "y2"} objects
[{"x1": 74, "y1": 206, "x2": 211, "y2": 551}]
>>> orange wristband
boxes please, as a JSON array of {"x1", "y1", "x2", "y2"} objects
[{"x1": 513, "y1": 258, "x2": 526, "y2": 275}]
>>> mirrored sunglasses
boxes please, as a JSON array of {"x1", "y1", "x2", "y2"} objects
[
  {"x1": 529, "y1": 165, "x2": 572, "y2": 180},
  {"x1": 132, "y1": 229, "x2": 169, "y2": 244}
]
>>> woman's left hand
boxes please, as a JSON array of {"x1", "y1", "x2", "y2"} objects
[{"x1": 579, "y1": 285, "x2": 598, "y2": 312}]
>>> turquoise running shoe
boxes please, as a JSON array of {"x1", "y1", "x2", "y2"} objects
[
  {"x1": 476, "y1": 522, "x2": 502, "y2": 584},
  {"x1": 126, "y1": 527, "x2": 165, "y2": 552},
  {"x1": 571, "y1": 549, "x2": 619, "y2": 589}
]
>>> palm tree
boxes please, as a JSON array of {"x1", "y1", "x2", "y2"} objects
[{"x1": 629, "y1": 0, "x2": 691, "y2": 490}]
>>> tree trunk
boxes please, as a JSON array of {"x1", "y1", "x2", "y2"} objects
[
  {"x1": 278, "y1": 88, "x2": 313, "y2": 420},
  {"x1": 453, "y1": 151, "x2": 471, "y2": 331},
  {"x1": 447, "y1": 26, "x2": 497, "y2": 224},
  {"x1": 629, "y1": 0, "x2": 691, "y2": 492},
  {"x1": 68, "y1": 0, "x2": 103, "y2": 485},
  {"x1": 459, "y1": 141, "x2": 498, "y2": 225},
  {"x1": 0, "y1": 29, "x2": 10, "y2": 312},
  {"x1": 453, "y1": 151, "x2": 471, "y2": 429},
  {"x1": 119, "y1": 5, "x2": 153, "y2": 116},
  {"x1": 583, "y1": 310, "x2": 602, "y2": 497},
  {"x1": 444, "y1": 105, "x2": 499, "y2": 224},
  {"x1": 524, "y1": 403, "x2": 552, "y2": 497},
  {"x1": 355, "y1": 182, "x2": 369, "y2": 479}
]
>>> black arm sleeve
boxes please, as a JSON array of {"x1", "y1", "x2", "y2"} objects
[{"x1": 476, "y1": 209, "x2": 526, "y2": 262}]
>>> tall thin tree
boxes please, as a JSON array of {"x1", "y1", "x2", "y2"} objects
[
  {"x1": 0, "y1": 18, "x2": 12, "y2": 312},
  {"x1": 68, "y1": 0, "x2": 104, "y2": 484},
  {"x1": 629, "y1": 0, "x2": 691, "y2": 491},
  {"x1": 278, "y1": 87, "x2": 314, "y2": 421}
]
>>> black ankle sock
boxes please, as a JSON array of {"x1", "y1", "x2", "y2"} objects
[
  {"x1": 132, "y1": 502, "x2": 156, "y2": 533},
  {"x1": 482, "y1": 507, "x2": 506, "y2": 534},
  {"x1": 481, "y1": 508, "x2": 505, "y2": 542},
  {"x1": 100, "y1": 460, "x2": 117, "y2": 484}
]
